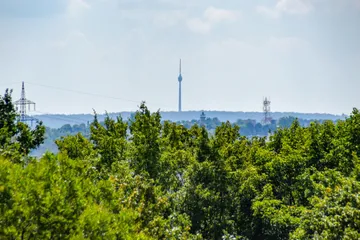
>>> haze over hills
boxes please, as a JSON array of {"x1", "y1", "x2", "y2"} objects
[{"x1": 34, "y1": 111, "x2": 346, "y2": 128}]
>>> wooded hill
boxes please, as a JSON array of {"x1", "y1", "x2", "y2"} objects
[{"x1": 34, "y1": 110, "x2": 344, "y2": 129}]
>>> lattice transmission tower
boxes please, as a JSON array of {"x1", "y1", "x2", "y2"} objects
[
  {"x1": 262, "y1": 97, "x2": 272, "y2": 125},
  {"x1": 14, "y1": 82, "x2": 37, "y2": 124}
]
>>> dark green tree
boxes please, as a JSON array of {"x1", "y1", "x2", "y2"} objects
[
  {"x1": 0, "y1": 89, "x2": 45, "y2": 161},
  {"x1": 129, "y1": 102, "x2": 161, "y2": 179},
  {"x1": 90, "y1": 113, "x2": 128, "y2": 170},
  {"x1": 56, "y1": 133, "x2": 95, "y2": 159}
]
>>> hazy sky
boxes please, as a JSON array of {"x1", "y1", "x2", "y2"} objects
[{"x1": 0, "y1": 0, "x2": 359, "y2": 115}]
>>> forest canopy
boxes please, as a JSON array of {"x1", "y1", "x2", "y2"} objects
[{"x1": 1, "y1": 89, "x2": 360, "y2": 239}]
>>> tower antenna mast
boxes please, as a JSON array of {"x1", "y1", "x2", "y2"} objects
[{"x1": 262, "y1": 97, "x2": 272, "y2": 125}]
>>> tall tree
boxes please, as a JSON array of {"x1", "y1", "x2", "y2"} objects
[
  {"x1": 129, "y1": 102, "x2": 161, "y2": 179},
  {"x1": 0, "y1": 89, "x2": 45, "y2": 161},
  {"x1": 90, "y1": 113, "x2": 128, "y2": 170}
]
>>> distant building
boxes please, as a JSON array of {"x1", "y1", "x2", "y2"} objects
[{"x1": 200, "y1": 111, "x2": 206, "y2": 125}]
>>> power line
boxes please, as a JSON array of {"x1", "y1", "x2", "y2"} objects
[
  {"x1": 25, "y1": 81, "x2": 174, "y2": 109},
  {"x1": 26, "y1": 81, "x2": 139, "y2": 103},
  {"x1": 35, "y1": 115, "x2": 84, "y2": 125},
  {"x1": 0, "y1": 82, "x2": 21, "y2": 88},
  {"x1": 33, "y1": 110, "x2": 88, "y2": 124}
]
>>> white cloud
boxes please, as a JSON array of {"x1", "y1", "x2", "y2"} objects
[
  {"x1": 267, "y1": 36, "x2": 310, "y2": 52},
  {"x1": 256, "y1": 6, "x2": 280, "y2": 18},
  {"x1": 277, "y1": 0, "x2": 313, "y2": 14},
  {"x1": 217, "y1": 38, "x2": 257, "y2": 52},
  {"x1": 186, "y1": 18, "x2": 212, "y2": 34},
  {"x1": 257, "y1": 0, "x2": 313, "y2": 18},
  {"x1": 187, "y1": 6, "x2": 240, "y2": 34},
  {"x1": 204, "y1": 6, "x2": 239, "y2": 23},
  {"x1": 50, "y1": 31, "x2": 91, "y2": 48},
  {"x1": 67, "y1": 0, "x2": 90, "y2": 18},
  {"x1": 152, "y1": 10, "x2": 187, "y2": 28},
  {"x1": 213, "y1": 37, "x2": 309, "y2": 56}
]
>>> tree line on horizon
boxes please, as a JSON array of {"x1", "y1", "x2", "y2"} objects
[
  {"x1": 33, "y1": 113, "x2": 331, "y2": 156},
  {"x1": 34, "y1": 111, "x2": 345, "y2": 130},
  {"x1": 1, "y1": 89, "x2": 360, "y2": 239}
]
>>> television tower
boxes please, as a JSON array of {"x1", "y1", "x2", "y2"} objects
[
  {"x1": 262, "y1": 97, "x2": 272, "y2": 125},
  {"x1": 178, "y1": 59, "x2": 182, "y2": 112},
  {"x1": 14, "y1": 82, "x2": 37, "y2": 124}
]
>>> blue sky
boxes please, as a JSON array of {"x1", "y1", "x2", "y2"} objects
[{"x1": 0, "y1": 0, "x2": 359, "y2": 114}]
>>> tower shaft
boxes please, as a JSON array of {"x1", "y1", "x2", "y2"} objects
[
  {"x1": 178, "y1": 59, "x2": 183, "y2": 112},
  {"x1": 178, "y1": 81, "x2": 182, "y2": 112}
]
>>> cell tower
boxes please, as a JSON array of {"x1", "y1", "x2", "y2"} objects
[
  {"x1": 262, "y1": 97, "x2": 272, "y2": 125},
  {"x1": 14, "y1": 82, "x2": 37, "y2": 124},
  {"x1": 178, "y1": 59, "x2": 183, "y2": 112}
]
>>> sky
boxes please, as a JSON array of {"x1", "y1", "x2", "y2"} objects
[{"x1": 0, "y1": 0, "x2": 359, "y2": 115}]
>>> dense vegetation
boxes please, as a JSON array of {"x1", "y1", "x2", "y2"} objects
[
  {"x1": 33, "y1": 114, "x2": 326, "y2": 156},
  {"x1": 35, "y1": 112, "x2": 344, "y2": 129},
  {"x1": 177, "y1": 116, "x2": 321, "y2": 136},
  {"x1": 1, "y1": 89, "x2": 360, "y2": 239}
]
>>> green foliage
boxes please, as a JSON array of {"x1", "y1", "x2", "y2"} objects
[
  {"x1": 0, "y1": 156, "x2": 150, "y2": 239},
  {"x1": 129, "y1": 102, "x2": 162, "y2": 179},
  {"x1": 90, "y1": 113, "x2": 127, "y2": 169},
  {"x1": 56, "y1": 133, "x2": 95, "y2": 160},
  {"x1": 290, "y1": 175, "x2": 360, "y2": 239},
  {"x1": 0, "y1": 90, "x2": 45, "y2": 162},
  {"x1": 1, "y1": 96, "x2": 360, "y2": 239}
]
